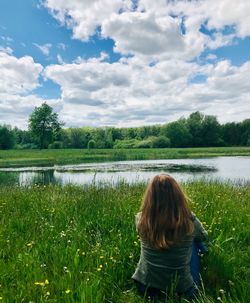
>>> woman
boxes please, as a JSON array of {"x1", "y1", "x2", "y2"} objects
[{"x1": 132, "y1": 174, "x2": 208, "y2": 300}]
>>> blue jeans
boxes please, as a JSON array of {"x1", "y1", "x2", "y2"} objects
[{"x1": 190, "y1": 241, "x2": 208, "y2": 285}]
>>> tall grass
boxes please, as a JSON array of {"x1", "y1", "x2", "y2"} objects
[
  {"x1": 0, "y1": 181, "x2": 249, "y2": 302},
  {"x1": 0, "y1": 146, "x2": 250, "y2": 168}
]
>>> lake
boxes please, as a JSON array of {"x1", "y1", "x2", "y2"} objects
[{"x1": 0, "y1": 156, "x2": 250, "y2": 187}]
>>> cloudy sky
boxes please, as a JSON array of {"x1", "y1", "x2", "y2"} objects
[{"x1": 0, "y1": 0, "x2": 250, "y2": 129}]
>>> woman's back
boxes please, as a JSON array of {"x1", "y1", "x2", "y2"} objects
[
  {"x1": 132, "y1": 174, "x2": 208, "y2": 298},
  {"x1": 132, "y1": 212, "x2": 207, "y2": 293}
]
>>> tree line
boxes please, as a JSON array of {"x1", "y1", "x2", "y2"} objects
[{"x1": 0, "y1": 103, "x2": 249, "y2": 150}]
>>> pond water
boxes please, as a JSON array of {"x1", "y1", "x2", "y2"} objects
[{"x1": 0, "y1": 156, "x2": 250, "y2": 187}]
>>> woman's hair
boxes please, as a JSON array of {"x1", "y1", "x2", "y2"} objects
[{"x1": 137, "y1": 174, "x2": 194, "y2": 249}]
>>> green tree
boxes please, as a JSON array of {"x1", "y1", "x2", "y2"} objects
[
  {"x1": 163, "y1": 119, "x2": 191, "y2": 147},
  {"x1": 0, "y1": 125, "x2": 16, "y2": 149},
  {"x1": 201, "y1": 115, "x2": 222, "y2": 146},
  {"x1": 28, "y1": 103, "x2": 63, "y2": 149}
]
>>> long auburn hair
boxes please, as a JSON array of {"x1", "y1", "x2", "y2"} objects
[{"x1": 137, "y1": 174, "x2": 194, "y2": 249}]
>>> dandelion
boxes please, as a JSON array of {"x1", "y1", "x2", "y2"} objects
[
  {"x1": 65, "y1": 289, "x2": 71, "y2": 294},
  {"x1": 97, "y1": 264, "x2": 103, "y2": 271},
  {"x1": 34, "y1": 282, "x2": 45, "y2": 287},
  {"x1": 45, "y1": 279, "x2": 49, "y2": 285}
]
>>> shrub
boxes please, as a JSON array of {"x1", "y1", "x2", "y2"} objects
[
  {"x1": 151, "y1": 136, "x2": 171, "y2": 148},
  {"x1": 113, "y1": 139, "x2": 140, "y2": 149},
  {"x1": 48, "y1": 141, "x2": 64, "y2": 149},
  {"x1": 88, "y1": 139, "x2": 96, "y2": 149}
]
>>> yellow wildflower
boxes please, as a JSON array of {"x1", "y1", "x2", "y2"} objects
[
  {"x1": 45, "y1": 279, "x2": 49, "y2": 285},
  {"x1": 34, "y1": 282, "x2": 45, "y2": 287},
  {"x1": 65, "y1": 289, "x2": 71, "y2": 294}
]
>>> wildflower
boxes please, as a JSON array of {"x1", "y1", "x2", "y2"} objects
[
  {"x1": 46, "y1": 291, "x2": 50, "y2": 296},
  {"x1": 82, "y1": 252, "x2": 86, "y2": 256},
  {"x1": 100, "y1": 255, "x2": 104, "y2": 259},
  {"x1": 129, "y1": 254, "x2": 133, "y2": 259},
  {"x1": 45, "y1": 279, "x2": 49, "y2": 285},
  {"x1": 65, "y1": 289, "x2": 71, "y2": 294},
  {"x1": 27, "y1": 241, "x2": 34, "y2": 248},
  {"x1": 34, "y1": 281, "x2": 45, "y2": 287},
  {"x1": 63, "y1": 266, "x2": 69, "y2": 273},
  {"x1": 60, "y1": 231, "x2": 66, "y2": 237}
]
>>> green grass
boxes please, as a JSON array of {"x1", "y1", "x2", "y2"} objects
[
  {"x1": 0, "y1": 147, "x2": 250, "y2": 168},
  {"x1": 0, "y1": 181, "x2": 249, "y2": 302}
]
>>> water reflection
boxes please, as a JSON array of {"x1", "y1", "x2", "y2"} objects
[{"x1": 0, "y1": 156, "x2": 249, "y2": 187}]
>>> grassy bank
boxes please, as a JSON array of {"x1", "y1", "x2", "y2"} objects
[
  {"x1": 0, "y1": 146, "x2": 250, "y2": 168},
  {"x1": 0, "y1": 181, "x2": 249, "y2": 302}
]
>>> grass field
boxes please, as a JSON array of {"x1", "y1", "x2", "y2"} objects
[
  {"x1": 0, "y1": 146, "x2": 250, "y2": 168},
  {"x1": 0, "y1": 181, "x2": 249, "y2": 302}
]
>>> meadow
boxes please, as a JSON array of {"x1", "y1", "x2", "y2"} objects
[
  {"x1": 0, "y1": 181, "x2": 249, "y2": 302},
  {"x1": 0, "y1": 146, "x2": 250, "y2": 168}
]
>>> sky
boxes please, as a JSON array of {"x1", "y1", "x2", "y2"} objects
[{"x1": 0, "y1": 0, "x2": 250, "y2": 129}]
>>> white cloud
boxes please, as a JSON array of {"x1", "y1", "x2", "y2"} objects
[
  {"x1": 43, "y1": 0, "x2": 250, "y2": 61},
  {"x1": 0, "y1": 51, "x2": 50, "y2": 128},
  {"x1": 0, "y1": 46, "x2": 13, "y2": 55},
  {"x1": 43, "y1": 56, "x2": 250, "y2": 126},
  {"x1": 206, "y1": 54, "x2": 217, "y2": 61},
  {"x1": 1, "y1": 1, "x2": 250, "y2": 128},
  {"x1": 33, "y1": 43, "x2": 52, "y2": 56},
  {"x1": 57, "y1": 42, "x2": 66, "y2": 50},
  {"x1": 0, "y1": 52, "x2": 43, "y2": 94},
  {"x1": 57, "y1": 54, "x2": 64, "y2": 64},
  {"x1": 42, "y1": 0, "x2": 128, "y2": 41}
]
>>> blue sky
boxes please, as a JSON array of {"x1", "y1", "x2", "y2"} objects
[{"x1": 0, "y1": 0, "x2": 250, "y2": 128}]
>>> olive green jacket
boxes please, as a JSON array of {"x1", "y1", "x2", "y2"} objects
[{"x1": 132, "y1": 212, "x2": 208, "y2": 293}]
